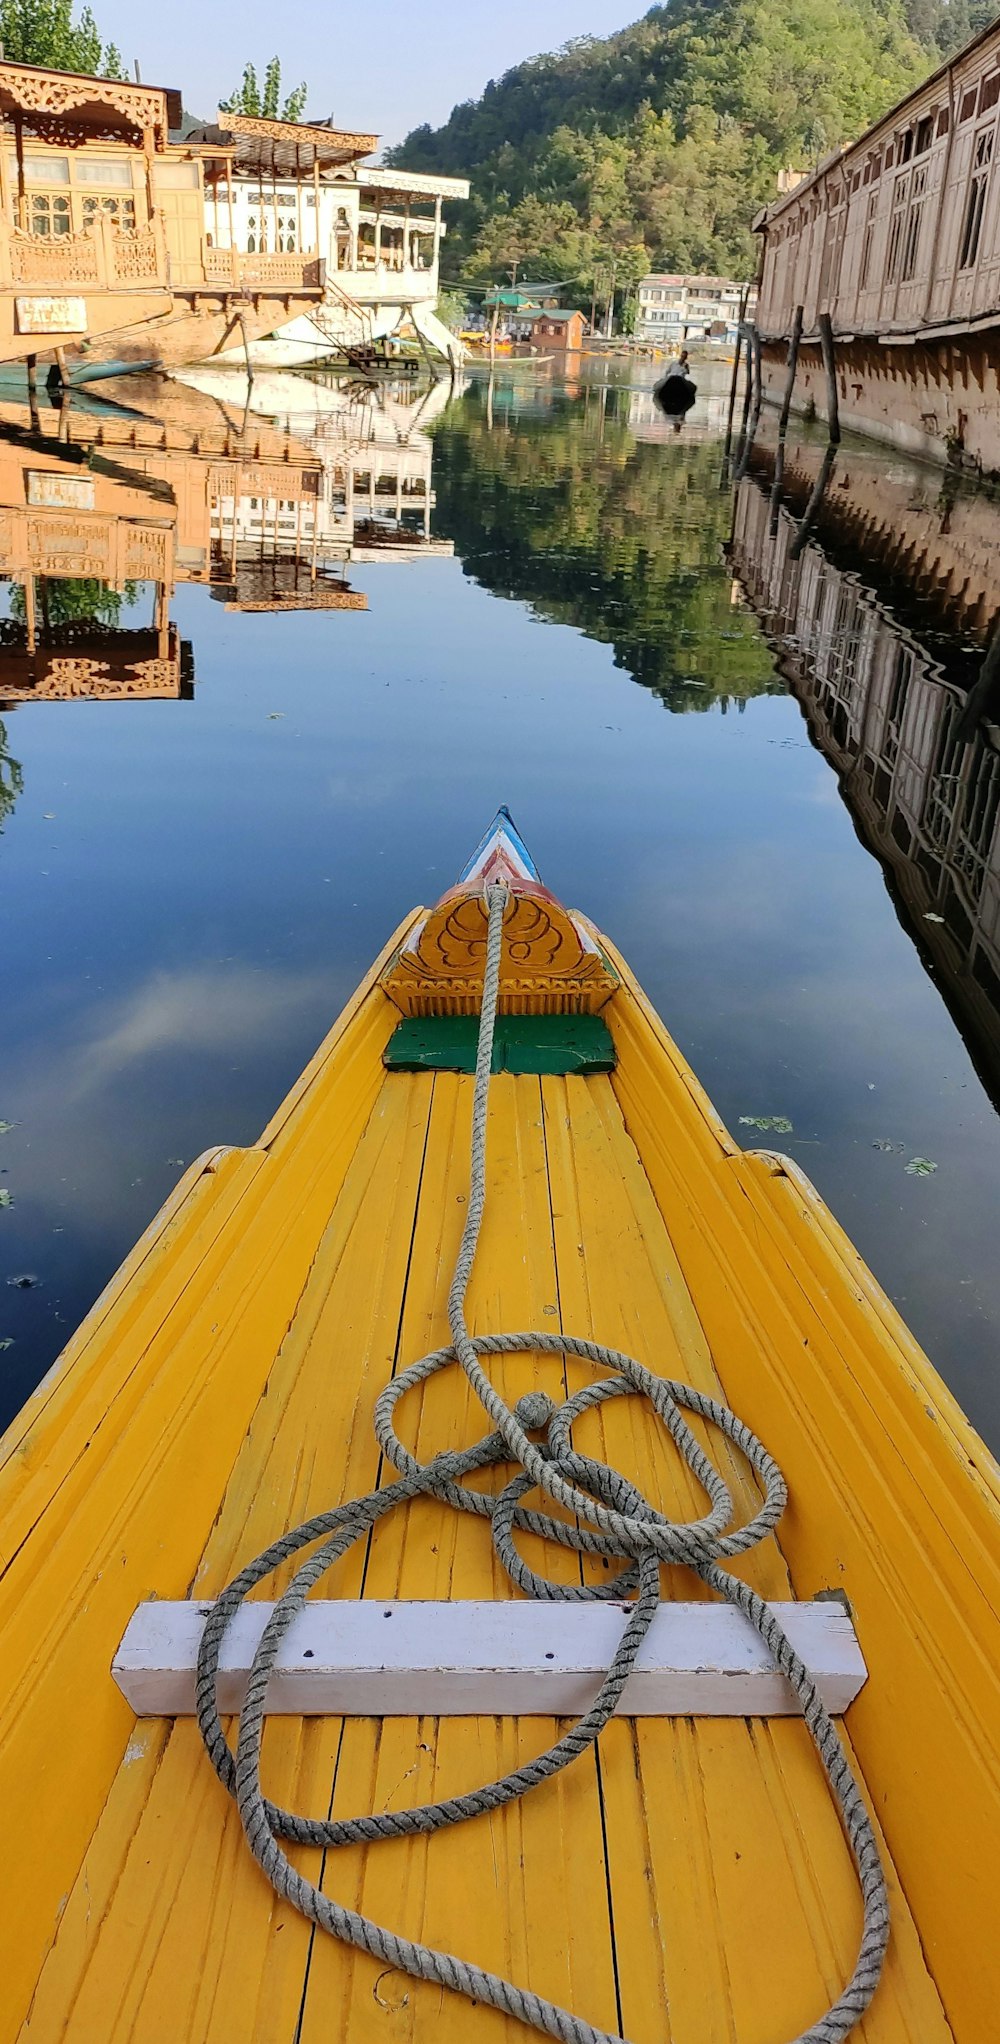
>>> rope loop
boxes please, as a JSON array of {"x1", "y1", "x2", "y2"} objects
[{"x1": 196, "y1": 880, "x2": 889, "y2": 2044}]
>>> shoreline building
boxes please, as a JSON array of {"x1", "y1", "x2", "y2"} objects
[
  {"x1": 753, "y1": 15, "x2": 1000, "y2": 472},
  {"x1": 636, "y1": 275, "x2": 751, "y2": 345},
  {"x1": 0, "y1": 61, "x2": 469, "y2": 374}
]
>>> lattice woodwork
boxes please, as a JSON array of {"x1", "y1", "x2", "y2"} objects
[
  {"x1": 26, "y1": 513, "x2": 110, "y2": 572},
  {"x1": 110, "y1": 228, "x2": 159, "y2": 284},
  {"x1": 9, "y1": 230, "x2": 100, "y2": 284},
  {"x1": 207, "y1": 462, "x2": 320, "y2": 501},
  {"x1": 0, "y1": 65, "x2": 170, "y2": 143},
  {"x1": 225, "y1": 112, "x2": 377, "y2": 154}
]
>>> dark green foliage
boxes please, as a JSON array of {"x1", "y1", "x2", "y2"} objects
[
  {"x1": 0, "y1": 0, "x2": 124, "y2": 75},
  {"x1": 10, "y1": 577, "x2": 138, "y2": 626},
  {"x1": 390, "y1": 0, "x2": 973, "y2": 283}
]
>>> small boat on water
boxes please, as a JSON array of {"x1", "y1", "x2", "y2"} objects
[
  {"x1": 2, "y1": 809, "x2": 998, "y2": 2042},
  {"x1": 653, "y1": 370, "x2": 698, "y2": 417}
]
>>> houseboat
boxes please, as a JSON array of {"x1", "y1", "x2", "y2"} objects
[
  {"x1": 0, "y1": 61, "x2": 469, "y2": 376},
  {"x1": 753, "y1": 15, "x2": 1000, "y2": 472}
]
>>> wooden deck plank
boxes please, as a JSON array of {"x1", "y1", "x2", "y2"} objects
[
  {"x1": 11, "y1": 1005, "x2": 975, "y2": 2042},
  {"x1": 298, "y1": 1072, "x2": 619, "y2": 2042}
]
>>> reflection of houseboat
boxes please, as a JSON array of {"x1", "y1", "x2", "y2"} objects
[
  {"x1": 0, "y1": 60, "x2": 469, "y2": 375},
  {"x1": 0, "y1": 368, "x2": 457, "y2": 699},
  {"x1": 177, "y1": 365, "x2": 459, "y2": 561},
  {"x1": 730, "y1": 443, "x2": 1000, "y2": 1098}
]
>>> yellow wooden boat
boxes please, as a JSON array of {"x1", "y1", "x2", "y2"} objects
[{"x1": 2, "y1": 809, "x2": 999, "y2": 2044}]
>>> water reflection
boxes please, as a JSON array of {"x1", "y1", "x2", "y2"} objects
[
  {"x1": 0, "y1": 367, "x2": 459, "y2": 697},
  {"x1": 430, "y1": 379, "x2": 779, "y2": 712},
  {"x1": 732, "y1": 440, "x2": 1000, "y2": 1108}
]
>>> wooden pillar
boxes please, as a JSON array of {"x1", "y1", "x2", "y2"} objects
[
  {"x1": 155, "y1": 581, "x2": 169, "y2": 659},
  {"x1": 375, "y1": 209, "x2": 382, "y2": 269},
  {"x1": 432, "y1": 193, "x2": 442, "y2": 274},
  {"x1": 23, "y1": 573, "x2": 36, "y2": 655},
  {"x1": 26, "y1": 353, "x2": 39, "y2": 434},
  {"x1": 312, "y1": 159, "x2": 321, "y2": 258},
  {"x1": 778, "y1": 303, "x2": 804, "y2": 439},
  {"x1": 225, "y1": 155, "x2": 236, "y2": 271},
  {"x1": 818, "y1": 310, "x2": 840, "y2": 443},
  {"x1": 296, "y1": 147, "x2": 303, "y2": 255},
  {"x1": 14, "y1": 112, "x2": 26, "y2": 230}
]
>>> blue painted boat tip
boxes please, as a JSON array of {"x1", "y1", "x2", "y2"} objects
[{"x1": 458, "y1": 808, "x2": 540, "y2": 884}]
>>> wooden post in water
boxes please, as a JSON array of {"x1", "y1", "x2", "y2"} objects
[
  {"x1": 790, "y1": 439, "x2": 838, "y2": 561},
  {"x1": 723, "y1": 284, "x2": 750, "y2": 458},
  {"x1": 778, "y1": 304, "x2": 804, "y2": 439},
  {"x1": 734, "y1": 324, "x2": 763, "y2": 481},
  {"x1": 818, "y1": 311, "x2": 840, "y2": 443}
]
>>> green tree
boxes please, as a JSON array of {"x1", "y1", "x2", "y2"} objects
[
  {"x1": 391, "y1": 0, "x2": 940, "y2": 283},
  {"x1": 0, "y1": 0, "x2": 124, "y2": 75},
  {"x1": 0, "y1": 717, "x2": 22, "y2": 836},
  {"x1": 222, "y1": 57, "x2": 307, "y2": 122},
  {"x1": 10, "y1": 576, "x2": 137, "y2": 627},
  {"x1": 435, "y1": 289, "x2": 469, "y2": 332}
]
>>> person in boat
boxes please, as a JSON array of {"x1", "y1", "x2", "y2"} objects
[{"x1": 654, "y1": 348, "x2": 697, "y2": 418}]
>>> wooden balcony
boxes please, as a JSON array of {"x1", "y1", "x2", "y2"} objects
[
  {"x1": 201, "y1": 247, "x2": 326, "y2": 293},
  {"x1": 0, "y1": 211, "x2": 167, "y2": 294}
]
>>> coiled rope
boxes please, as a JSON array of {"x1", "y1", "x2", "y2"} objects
[{"x1": 196, "y1": 880, "x2": 890, "y2": 2043}]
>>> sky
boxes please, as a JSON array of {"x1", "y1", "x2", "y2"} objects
[{"x1": 96, "y1": 0, "x2": 643, "y2": 147}]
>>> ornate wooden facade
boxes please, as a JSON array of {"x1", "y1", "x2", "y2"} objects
[{"x1": 0, "y1": 62, "x2": 181, "y2": 362}]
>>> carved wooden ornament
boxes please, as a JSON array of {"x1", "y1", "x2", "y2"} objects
[{"x1": 381, "y1": 808, "x2": 619, "y2": 1018}]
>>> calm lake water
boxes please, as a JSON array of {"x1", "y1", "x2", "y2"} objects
[{"x1": 3, "y1": 356, "x2": 1000, "y2": 1450}]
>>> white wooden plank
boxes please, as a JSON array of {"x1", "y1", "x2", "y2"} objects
[{"x1": 112, "y1": 1599, "x2": 867, "y2": 1717}]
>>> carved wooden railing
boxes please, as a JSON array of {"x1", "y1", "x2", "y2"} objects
[
  {"x1": 0, "y1": 212, "x2": 167, "y2": 293},
  {"x1": 7, "y1": 231, "x2": 101, "y2": 287},
  {"x1": 202, "y1": 247, "x2": 325, "y2": 291}
]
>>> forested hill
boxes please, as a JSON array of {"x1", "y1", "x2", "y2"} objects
[{"x1": 388, "y1": 0, "x2": 998, "y2": 287}]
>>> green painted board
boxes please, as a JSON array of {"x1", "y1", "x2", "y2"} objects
[{"x1": 384, "y1": 1013, "x2": 616, "y2": 1076}]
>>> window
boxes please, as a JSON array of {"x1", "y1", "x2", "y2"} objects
[
  {"x1": 29, "y1": 190, "x2": 70, "y2": 237},
  {"x1": 959, "y1": 125, "x2": 994, "y2": 269},
  {"x1": 901, "y1": 164, "x2": 928, "y2": 281},
  {"x1": 859, "y1": 190, "x2": 878, "y2": 291},
  {"x1": 886, "y1": 174, "x2": 909, "y2": 283},
  {"x1": 898, "y1": 130, "x2": 914, "y2": 164},
  {"x1": 981, "y1": 71, "x2": 1000, "y2": 115},
  {"x1": 960, "y1": 86, "x2": 978, "y2": 123},
  {"x1": 82, "y1": 192, "x2": 136, "y2": 228},
  {"x1": 937, "y1": 107, "x2": 951, "y2": 138},
  {"x1": 18, "y1": 153, "x2": 69, "y2": 183},
  {"x1": 152, "y1": 160, "x2": 200, "y2": 189},
  {"x1": 915, "y1": 115, "x2": 934, "y2": 155},
  {"x1": 75, "y1": 157, "x2": 133, "y2": 185}
]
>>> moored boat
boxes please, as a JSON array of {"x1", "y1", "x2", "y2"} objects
[{"x1": 2, "y1": 809, "x2": 998, "y2": 2042}]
